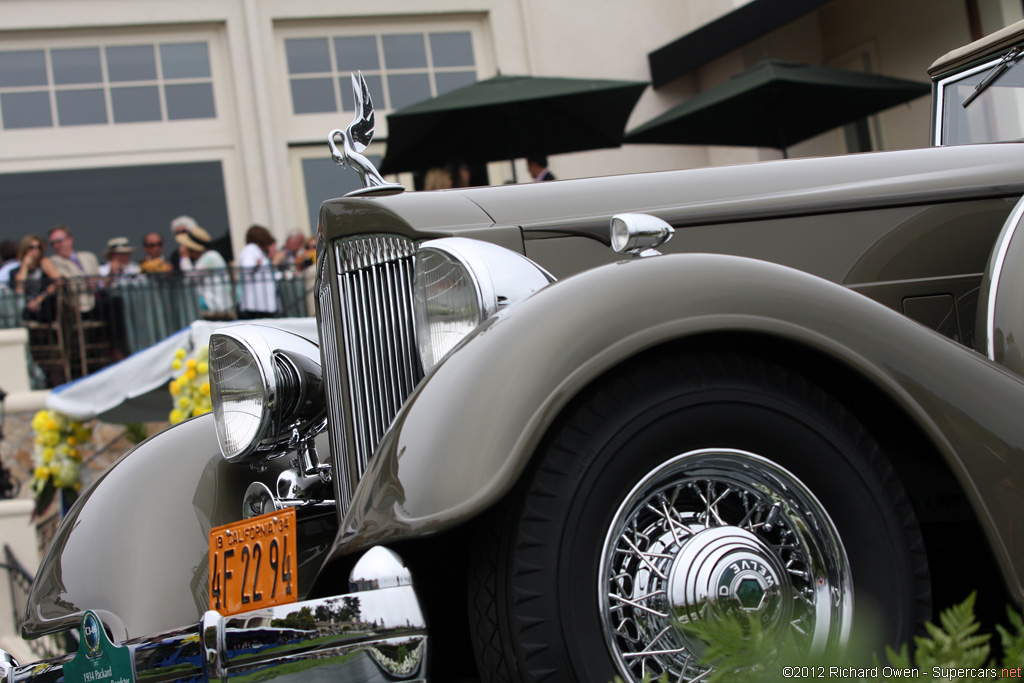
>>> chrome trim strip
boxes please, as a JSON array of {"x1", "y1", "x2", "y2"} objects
[
  {"x1": 985, "y1": 195, "x2": 1024, "y2": 360},
  {"x1": 318, "y1": 245, "x2": 351, "y2": 510}
]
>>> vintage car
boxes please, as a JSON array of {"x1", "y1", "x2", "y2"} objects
[{"x1": 6, "y1": 17, "x2": 1024, "y2": 683}]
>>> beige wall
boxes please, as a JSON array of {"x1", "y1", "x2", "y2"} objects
[{"x1": 1, "y1": 0, "x2": 1023, "y2": 253}]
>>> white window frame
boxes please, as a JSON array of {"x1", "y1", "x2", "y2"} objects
[
  {"x1": 275, "y1": 16, "x2": 494, "y2": 144},
  {"x1": 0, "y1": 26, "x2": 234, "y2": 165}
]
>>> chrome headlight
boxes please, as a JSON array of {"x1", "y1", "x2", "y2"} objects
[
  {"x1": 414, "y1": 237, "x2": 554, "y2": 372},
  {"x1": 209, "y1": 325, "x2": 325, "y2": 462}
]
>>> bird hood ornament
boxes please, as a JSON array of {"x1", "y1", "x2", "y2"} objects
[{"x1": 328, "y1": 72, "x2": 405, "y2": 196}]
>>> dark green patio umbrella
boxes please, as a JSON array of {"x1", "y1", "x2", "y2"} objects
[
  {"x1": 624, "y1": 59, "x2": 930, "y2": 154},
  {"x1": 379, "y1": 74, "x2": 648, "y2": 178}
]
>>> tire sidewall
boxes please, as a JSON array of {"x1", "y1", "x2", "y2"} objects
[{"x1": 518, "y1": 376, "x2": 919, "y2": 681}]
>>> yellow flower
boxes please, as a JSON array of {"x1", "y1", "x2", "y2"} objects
[
  {"x1": 33, "y1": 466, "x2": 50, "y2": 480},
  {"x1": 42, "y1": 447, "x2": 56, "y2": 464},
  {"x1": 68, "y1": 448, "x2": 80, "y2": 461},
  {"x1": 200, "y1": 382, "x2": 210, "y2": 396},
  {"x1": 193, "y1": 405, "x2": 211, "y2": 417},
  {"x1": 67, "y1": 435, "x2": 77, "y2": 446},
  {"x1": 44, "y1": 419, "x2": 59, "y2": 432},
  {"x1": 197, "y1": 361, "x2": 209, "y2": 375},
  {"x1": 169, "y1": 379, "x2": 180, "y2": 396},
  {"x1": 172, "y1": 359, "x2": 182, "y2": 371},
  {"x1": 44, "y1": 431, "x2": 60, "y2": 448},
  {"x1": 185, "y1": 369, "x2": 197, "y2": 381},
  {"x1": 170, "y1": 409, "x2": 184, "y2": 423},
  {"x1": 175, "y1": 348, "x2": 187, "y2": 359},
  {"x1": 178, "y1": 396, "x2": 191, "y2": 410},
  {"x1": 185, "y1": 358, "x2": 197, "y2": 370},
  {"x1": 31, "y1": 410, "x2": 48, "y2": 431}
]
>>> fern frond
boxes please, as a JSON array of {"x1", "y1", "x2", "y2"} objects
[{"x1": 998, "y1": 605, "x2": 1024, "y2": 669}]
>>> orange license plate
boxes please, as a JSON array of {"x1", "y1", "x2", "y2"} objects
[{"x1": 209, "y1": 507, "x2": 297, "y2": 616}]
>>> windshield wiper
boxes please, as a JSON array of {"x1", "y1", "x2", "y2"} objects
[{"x1": 963, "y1": 46, "x2": 1023, "y2": 107}]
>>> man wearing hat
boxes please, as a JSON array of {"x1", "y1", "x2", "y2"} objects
[
  {"x1": 99, "y1": 237, "x2": 142, "y2": 281},
  {"x1": 176, "y1": 223, "x2": 233, "y2": 318},
  {"x1": 169, "y1": 215, "x2": 197, "y2": 272}
]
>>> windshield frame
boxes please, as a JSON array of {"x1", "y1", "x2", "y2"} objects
[{"x1": 933, "y1": 50, "x2": 1024, "y2": 146}]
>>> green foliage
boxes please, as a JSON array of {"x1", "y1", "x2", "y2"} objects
[
  {"x1": 123, "y1": 422, "x2": 148, "y2": 444},
  {"x1": 888, "y1": 592, "x2": 991, "y2": 674},
  {"x1": 607, "y1": 594, "x2": 1024, "y2": 682}
]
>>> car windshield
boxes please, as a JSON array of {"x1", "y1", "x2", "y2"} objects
[{"x1": 936, "y1": 49, "x2": 1024, "y2": 145}]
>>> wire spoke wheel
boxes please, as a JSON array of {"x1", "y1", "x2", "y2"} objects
[
  {"x1": 468, "y1": 352, "x2": 929, "y2": 683},
  {"x1": 600, "y1": 449, "x2": 852, "y2": 681}
]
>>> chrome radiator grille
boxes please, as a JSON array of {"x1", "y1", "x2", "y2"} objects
[{"x1": 321, "y1": 235, "x2": 422, "y2": 507}]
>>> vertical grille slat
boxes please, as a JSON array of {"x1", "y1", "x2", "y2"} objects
[
  {"x1": 318, "y1": 253, "x2": 352, "y2": 510},
  {"x1": 325, "y1": 235, "x2": 422, "y2": 499}
]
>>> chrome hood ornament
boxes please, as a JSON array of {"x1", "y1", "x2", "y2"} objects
[{"x1": 329, "y1": 72, "x2": 405, "y2": 196}]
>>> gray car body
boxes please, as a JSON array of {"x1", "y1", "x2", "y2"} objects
[{"x1": 23, "y1": 80, "x2": 1024, "y2": 649}]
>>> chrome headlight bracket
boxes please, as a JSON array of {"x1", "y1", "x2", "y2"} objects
[{"x1": 210, "y1": 325, "x2": 326, "y2": 463}]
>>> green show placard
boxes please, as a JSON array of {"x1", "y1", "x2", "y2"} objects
[{"x1": 63, "y1": 611, "x2": 135, "y2": 683}]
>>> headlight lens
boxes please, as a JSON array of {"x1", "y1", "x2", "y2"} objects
[
  {"x1": 414, "y1": 249, "x2": 483, "y2": 373},
  {"x1": 210, "y1": 335, "x2": 271, "y2": 461},
  {"x1": 413, "y1": 238, "x2": 555, "y2": 373}
]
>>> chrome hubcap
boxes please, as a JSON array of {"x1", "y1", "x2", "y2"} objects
[
  {"x1": 599, "y1": 449, "x2": 852, "y2": 682},
  {"x1": 667, "y1": 525, "x2": 792, "y2": 653}
]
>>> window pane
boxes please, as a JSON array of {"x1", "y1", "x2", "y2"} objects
[
  {"x1": 165, "y1": 82, "x2": 216, "y2": 119},
  {"x1": 111, "y1": 85, "x2": 161, "y2": 122},
  {"x1": 0, "y1": 50, "x2": 47, "y2": 87},
  {"x1": 382, "y1": 34, "x2": 426, "y2": 69},
  {"x1": 340, "y1": 74, "x2": 384, "y2": 111},
  {"x1": 107, "y1": 45, "x2": 157, "y2": 82},
  {"x1": 430, "y1": 32, "x2": 474, "y2": 68},
  {"x1": 285, "y1": 38, "x2": 330, "y2": 74},
  {"x1": 52, "y1": 48, "x2": 102, "y2": 84},
  {"x1": 160, "y1": 42, "x2": 211, "y2": 79},
  {"x1": 334, "y1": 36, "x2": 379, "y2": 72},
  {"x1": 290, "y1": 77, "x2": 336, "y2": 114},
  {"x1": 1, "y1": 91, "x2": 52, "y2": 128},
  {"x1": 388, "y1": 73, "x2": 431, "y2": 109},
  {"x1": 435, "y1": 71, "x2": 476, "y2": 96},
  {"x1": 56, "y1": 89, "x2": 107, "y2": 125}
]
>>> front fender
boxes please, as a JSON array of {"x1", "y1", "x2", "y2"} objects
[
  {"x1": 23, "y1": 414, "x2": 295, "y2": 641},
  {"x1": 334, "y1": 253, "x2": 1024, "y2": 599}
]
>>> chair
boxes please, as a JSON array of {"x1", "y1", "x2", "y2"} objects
[
  {"x1": 61, "y1": 284, "x2": 114, "y2": 378},
  {"x1": 22, "y1": 298, "x2": 71, "y2": 388}
]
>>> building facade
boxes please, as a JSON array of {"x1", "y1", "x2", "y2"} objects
[{"x1": 0, "y1": 0, "x2": 1020, "y2": 258}]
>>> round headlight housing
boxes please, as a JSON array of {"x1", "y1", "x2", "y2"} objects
[
  {"x1": 210, "y1": 334, "x2": 270, "y2": 460},
  {"x1": 414, "y1": 238, "x2": 554, "y2": 373},
  {"x1": 209, "y1": 325, "x2": 324, "y2": 462}
]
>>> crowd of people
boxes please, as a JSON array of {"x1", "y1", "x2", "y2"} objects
[{"x1": 0, "y1": 217, "x2": 318, "y2": 328}]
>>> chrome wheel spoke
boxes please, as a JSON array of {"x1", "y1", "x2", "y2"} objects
[{"x1": 599, "y1": 449, "x2": 852, "y2": 683}]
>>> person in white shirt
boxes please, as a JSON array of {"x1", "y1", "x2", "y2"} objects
[
  {"x1": 98, "y1": 237, "x2": 142, "y2": 282},
  {"x1": 237, "y1": 224, "x2": 280, "y2": 319}
]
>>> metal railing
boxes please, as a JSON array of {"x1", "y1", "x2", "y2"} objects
[
  {"x1": 1, "y1": 267, "x2": 316, "y2": 387},
  {"x1": 2, "y1": 545, "x2": 75, "y2": 660}
]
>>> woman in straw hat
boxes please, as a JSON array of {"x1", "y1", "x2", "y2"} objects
[{"x1": 175, "y1": 224, "x2": 233, "y2": 319}]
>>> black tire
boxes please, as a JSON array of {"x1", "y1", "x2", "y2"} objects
[{"x1": 468, "y1": 352, "x2": 931, "y2": 683}]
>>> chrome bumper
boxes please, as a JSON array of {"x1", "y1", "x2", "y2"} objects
[{"x1": 1, "y1": 547, "x2": 427, "y2": 683}]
